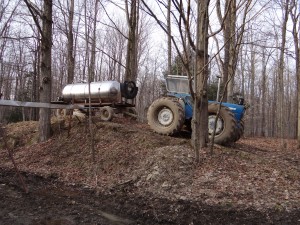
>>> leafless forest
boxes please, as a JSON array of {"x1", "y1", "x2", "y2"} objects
[{"x1": 0, "y1": 0, "x2": 299, "y2": 140}]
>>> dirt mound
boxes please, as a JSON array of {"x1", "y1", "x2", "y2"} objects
[
  {"x1": 1, "y1": 117, "x2": 189, "y2": 188},
  {"x1": 1, "y1": 117, "x2": 300, "y2": 224}
]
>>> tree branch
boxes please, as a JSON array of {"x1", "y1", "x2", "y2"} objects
[{"x1": 23, "y1": 0, "x2": 43, "y2": 36}]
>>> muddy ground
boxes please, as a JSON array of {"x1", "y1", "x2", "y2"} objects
[{"x1": 0, "y1": 117, "x2": 300, "y2": 224}]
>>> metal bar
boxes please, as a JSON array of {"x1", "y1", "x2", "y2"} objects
[{"x1": 0, "y1": 99, "x2": 84, "y2": 109}]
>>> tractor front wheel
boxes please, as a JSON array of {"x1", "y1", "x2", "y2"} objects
[{"x1": 147, "y1": 97, "x2": 185, "y2": 135}]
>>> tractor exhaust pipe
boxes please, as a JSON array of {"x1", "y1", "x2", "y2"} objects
[{"x1": 216, "y1": 75, "x2": 222, "y2": 102}]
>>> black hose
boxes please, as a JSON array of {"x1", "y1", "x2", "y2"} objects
[{"x1": 121, "y1": 81, "x2": 138, "y2": 99}]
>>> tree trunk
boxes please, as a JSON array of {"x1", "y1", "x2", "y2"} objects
[
  {"x1": 290, "y1": 0, "x2": 300, "y2": 148},
  {"x1": 89, "y1": 0, "x2": 98, "y2": 82},
  {"x1": 67, "y1": 0, "x2": 75, "y2": 84},
  {"x1": 249, "y1": 43, "x2": 255, "y2": 136},
  {"x1": 39, "y1": 0, "x2": 53, "y2": 142},
  {"x1": 260, "y1": 49, "x2": 267, "y2": 137},
  {"x1": 278, "y1": 0, "x2": 289, "y2": 148},
  {"x1": 226, "y1": 0, "x2": 236, "y2": 103},
  {"x1": 83, "y1": 1, "x2": 90, "y2": 82},
  {"x1": 89, "y1": 0, "x2": 99, "y2": 163},
  {"x1": 217, "y1": 0, "x2": 249, "y2": 103},
  {"x1": 191, "y1": 0, "x2": 210, "y2": 163},
  {"x1": 124, "y1": 0, "x2": 139, "y2": 82},
  {"x1": 220, "y1": 0, "x2": 232, "y2": 102},
  {"x1": 167, "y1": 0, "x2": 172, "y2": 74}
]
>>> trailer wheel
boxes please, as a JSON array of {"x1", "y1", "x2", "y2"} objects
[
  {"x1": 208, "y1": 103, "x2": 237, "y2": 145},
  {"x1": 55, "y1": 109, "x2": 70, "y2": 117},
  {"x1": 147, "y1": 97, "x2": 184, "y2": 135},
  {"x1": 123, "y1": 107, "x2": 138, "y2": 119},
  {"x1": 100, "y1": 106, "x2": 114, "y2": 121}
]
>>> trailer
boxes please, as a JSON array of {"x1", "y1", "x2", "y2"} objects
[{"x1": 0, "y1": 80, "x2": 139, "y2": 121}]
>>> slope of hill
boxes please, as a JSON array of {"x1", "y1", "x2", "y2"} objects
[{"x1": 0, "y1": 117, "x2": 299, "y2": 224}]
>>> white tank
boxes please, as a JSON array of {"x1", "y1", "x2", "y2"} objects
[{"x1": 62, "y1": 81, "x2": 121, "y2": 103}]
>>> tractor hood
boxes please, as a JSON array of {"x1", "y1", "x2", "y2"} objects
[{"x1": 211, "y1": 101, "x2": 246, "y2": 121}]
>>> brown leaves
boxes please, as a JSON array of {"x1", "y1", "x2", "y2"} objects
[{"x1": 1, "y1": 119, "x2": 300, "y2": 211}]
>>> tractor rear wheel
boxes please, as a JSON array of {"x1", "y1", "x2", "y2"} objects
[
  {"x1": 147, "y1": 97, "x2": 185, "y2": 135},
  {"x1": 208, "y1": 103, "x2": 237, "y2": 145}
]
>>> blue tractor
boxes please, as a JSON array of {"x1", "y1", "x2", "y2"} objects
[{"x1": 147, "y1": 75, "x2": 246, "y2": 145}]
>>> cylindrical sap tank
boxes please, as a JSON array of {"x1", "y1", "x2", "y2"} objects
[{"x1": 62, "y1": 81, "x2": 121, "y2": 103}]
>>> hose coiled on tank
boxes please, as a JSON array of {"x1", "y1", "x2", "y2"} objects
[{"x1": 121, "y1": 81, "x2": 138, "y2": 99}]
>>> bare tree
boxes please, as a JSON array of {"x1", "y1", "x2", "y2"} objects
[
  {"x1": 66, "y1": 0, "x2": 75, "y2": 84},
  {"x1": 39, "y1": 0, "x2": 52, "y2": 142},
  {"x1": 140, "y1": 0, "x2": 210, "y2": 161},
  {"x1": 167, "y1": 0, "x2": 172, "y2": 74},
  {"x1": 216, "y1": 0, "x2": 253, "y2": 102},
  {"x1": 191, "y1": 0, "x2": 210, "y2": 162},
  {"x1": 124, "y1": 0, "x2": 139, "y2": 82},
  {"x1": 290, "y1": 0, "x2": 300, "y2": 148},
  {"x1": 24, "y1": 0, "x2": 53, "y2": 142},
  {"x1": 260, "y1": 47, "x2": 272, "y2": 137},
  {"x1": 89, "y1": 0, "x2": 99, "y2": 82},
  {"x1": 249, "y1": 40, "x2": 256, "y2": 136},
  {"x1": 278, "y1": 0, "x2": 290, "y2": 148}
]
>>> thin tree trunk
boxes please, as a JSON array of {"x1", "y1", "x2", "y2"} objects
[
  {"x1": 290, "y1": 0, "x2": 300, "y2": 148},
  {"x1": 89, "y1": 0, "x2": 99, "y2": 163},
  {"x1": 220, "y1": 0, "x2": 231, "y2": 102},
  {"x1": 67, "y1": 0, "x2": 75, "y2": 84},
  {"x1": 167, "y1": 0, "x2": 172, "y2": 74},
  {"x1": 278, "y1": 0, "x2": 289, "y2": 148},
  {"x1": 261, "y1": 49, "x2": 267, "y2": 137},
  {"x1": 89, "y1": 0, "x2": 98, "y2": 82},
  {"x1": 124, "y1": 0, "x2": 139, "y2": 82},
  {"x1": 83, "y1": 1, "x2": 90, "y2": 82},
  {"x1": 249, "y1": 43, "x2": 255, "y2": 136},
  {"x1": 226, "y1": 0, "x2": 236, "y2": 103},
  {"x1": 191, "y1": 0, "x2": 210, "y2": 163}
]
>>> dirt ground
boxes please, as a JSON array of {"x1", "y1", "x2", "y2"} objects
[{"x1": 0, "y1": 116, "x2": 300, "y2": 224}]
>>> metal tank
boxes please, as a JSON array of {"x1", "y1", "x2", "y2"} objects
[{"x1": 61, "y1": 80, "x2": 138, "y2": 105}]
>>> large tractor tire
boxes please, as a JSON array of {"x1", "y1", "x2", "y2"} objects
[
  {"x1": 238, "y1": 119, "x2": 245, "y2": 138},
  {"x1": 147, "y1": 97, "x2": 185, "y2": 135},
  {"x1": 232, "y1": 119, "x2": 245, "y2": 142},
  {"x1": 208, "y1": 103, "x2": 237, "y2": 145},
  {"x1": 232, "y1": 124, "x2": 242, "y2": 142},
  {"x1": 240, "y1": 119, "x2": 245, "y2": 134}
]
